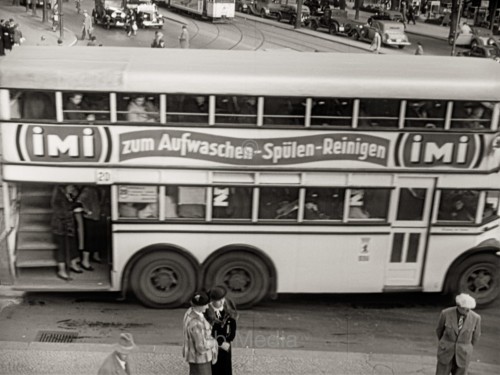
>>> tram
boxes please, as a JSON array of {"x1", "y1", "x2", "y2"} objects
[{"x1": 164, "y1": 0, "x2": 235, "y2": 22}]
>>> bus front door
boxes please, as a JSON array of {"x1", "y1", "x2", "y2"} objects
[{"x1": 384, "y1": 177, "x2": 435, "y2": 288}]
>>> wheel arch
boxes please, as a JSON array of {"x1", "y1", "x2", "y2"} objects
[
  {"x1": 202, "y1": 244, "x2": 278, "y2": 299},
  {"x1": 121, "y1": 243, "x2": 201, "y2": 296},
  {"x1": 442, "y1": 241, "x2": 500, "y2": 294}
]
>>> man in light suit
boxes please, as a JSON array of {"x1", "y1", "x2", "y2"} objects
[{"x1": 435, "y1": 293, "x2": 481, "y2": 375}]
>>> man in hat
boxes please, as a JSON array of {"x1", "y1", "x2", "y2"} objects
[
  {"x1": 435, "y1": 293, "x2": 481, "y2": 375},
  {"x1": 81, "y1": 10, "x2": 93, "y2": 41},
  {"x1": 183, "y1": 291, "x2": 218, "y2": 375},
  {"x1": 98, "y1": 332, "x2": 137, "y2": 375}
]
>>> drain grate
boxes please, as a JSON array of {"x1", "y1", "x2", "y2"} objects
[{"x1": 35, "y1": 330, "x2": 79, "y2": 343}]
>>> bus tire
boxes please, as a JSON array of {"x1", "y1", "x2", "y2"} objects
[
  {"x1": 204, "y1": 252, "x2": 270, "y2": 309},
  {"x1": 453, "y1": 254, "x2": 500, "y2": 307},
  {"x1": 130, "y1": 251, "x2": 197, "y2": 308}
]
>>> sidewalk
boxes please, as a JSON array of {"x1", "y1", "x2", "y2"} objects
[
  {"x1": 0, "y1": 341, "x2": 499, "y2": 375},
  {"x1": 0, "y1": 2, "x2": 77, "y2": 47}
]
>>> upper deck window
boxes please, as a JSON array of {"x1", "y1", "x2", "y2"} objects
[
  {"x1": 310, "y1": 98, "x2": 353, "y2": 127},
  {"x1": 10, "y1": 90, "x2": 56, "y2": 121},
  {"x1": 405, "y1": 100, "x2": 446, "y2": 129},
  {"x1": 450, "y1": 101, "x2": 493, "y2": 130},
  {"x1": 63, "y1": 92, "x2": 110, "y2": 122},
  {"x1": 167, "y1": 95, "x2": 209, "y2": 124},
  {"x1": 263, "y1": 97, "x2": 305, "y2": 126},
  {"x1": 215, "y1": 96, "x2": 257, "y2": 125},
  {"x1": 117, "y1": 93, "x2": 159, "y2": 123},
  {"x1": 358, "y1": 99, "x2": 400, "y2": 128}
]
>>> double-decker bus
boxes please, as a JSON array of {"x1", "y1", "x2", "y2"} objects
[
  {"x1": 162, "y1": 0, "x2": 235, "y2": 22},
  {"x1": 1, "y1": 47, "x2": 500, "y2": 309}
]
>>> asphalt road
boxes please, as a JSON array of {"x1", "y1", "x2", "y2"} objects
[{"x1": 0, "y1": 291, "x2": 499, "y2": 367}]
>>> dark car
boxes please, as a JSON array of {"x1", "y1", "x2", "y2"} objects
[{"x1": 458, "y1": 45, "x2": 500, "y2": 62}]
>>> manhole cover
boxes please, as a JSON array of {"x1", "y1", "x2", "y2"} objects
[{"x1": 35, "y1": 330, "x2": 79, "y2": 343}]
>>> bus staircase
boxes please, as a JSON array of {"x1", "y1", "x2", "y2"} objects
[{"x1": 14, "y1": 184, "x2": 110, "y2": 290}]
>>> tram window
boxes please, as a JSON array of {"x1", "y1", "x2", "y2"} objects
[
  {"x1": 164, "y1": 186, "x2": 206, "y2": 219},
  {"x1": 263, "y1": 97, "x2": 305, "y2": 126},
  {"x1": 358, "y1": 99, "x2": 399, "y2": 128},
  {"x1": 10, "y1": 90, "x2": 56, "y2": 120},
  {"x1": 212, "y1": 187, "x2": 252, "y2": 220},
  {"x1": 450, "y1": 101, "x2": 494, "y2": 130},
  {"x1": 396, "y1": 188, "x2": 426, "y2": 221},
  {"x1": 483, "y1": 190, "x2": 499, "y2": 221},
  {"x1": 166, "y1": 95, "x2": 209, "y2": 124},
  {"x1": 303, "y1": 188, "x2": 345, "y2": 220},
  {"x1": 63, "y1": 92, "x2": 110, "y2": 122},
  {"x1": 258, "y1": 187, "x2": 300, "y2": 220},
  {"x1": 310, "y1": 98, "x2": 353, "y2": 127},
  {"x1": 215, "y1": 96, "x2": 257, "y2": 125},
  {"x1": 117, "y1": 185, "x2": 158, "y2": 219},
  {"x1": 117, "y1": 93, "x2": 159, "y2": 123},
  {"x1": 348, "y1": 188, "x2": 390, "y2": 220},
  {"x1": 437, "y1": 189, "x2": 478, "y2": 223},
  {"x1": 405, "y1": 100, "x2": 446, "y2": 129}
]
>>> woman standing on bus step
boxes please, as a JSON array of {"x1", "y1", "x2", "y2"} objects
[
  {"x1": 77, "y1": 186, "x2": 102, "y2": 267},
  {"x1": 204, "y1": 286, "x2": 238, "y2": 375},
  {"x1": 51, "y1": 185, "x2": 85, "y2": 281}
]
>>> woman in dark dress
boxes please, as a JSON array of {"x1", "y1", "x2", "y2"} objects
[{"x1": 205, "y1": 286, "x2": 238, "y2": 375}]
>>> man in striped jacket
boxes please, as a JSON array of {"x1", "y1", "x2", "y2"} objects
[{"x1": 183, "y1": 291, "x2": 218, "y2": 375}]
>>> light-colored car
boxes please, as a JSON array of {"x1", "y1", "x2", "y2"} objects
[
  {"x1": 353, "y1": 20, "x2": 411, "y2": 49},
  {"x1": 450, "y1": 26, "x2": 500, "y2": 49}
]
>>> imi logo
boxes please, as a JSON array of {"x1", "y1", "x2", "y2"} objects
[
  {"x1": 19, "y1": 125, "x2": 107, "y2": 163},
  {"x1": 397, "y1": 133, "x2": 483, "y2": 169}
]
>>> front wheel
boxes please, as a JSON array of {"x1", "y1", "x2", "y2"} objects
[
  {"x1": 260, "y1": 9, "x2": 266, "y2": 18},
  {"x1": 204, "y1": 252, "x2": 270, "y2": 309},
  {"x1": 328, "y1": 22, "x2": 338, "y2": 34},
  {"x1": 398, "y1": 45, "x2": 405, "y2": 49},
  {"x1": 130, "y1": 251, "x2": 197, "y2": 308},
  {"x1": 453, "y1": 254, "x2": 500, "y2": 307}
]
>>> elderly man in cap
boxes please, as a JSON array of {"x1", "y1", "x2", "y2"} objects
[
  {"x1": 183, "y1": 291, "x2": 218, "y2": 375},
  {"x1": 98, "y1": 332, "x2": 137, "y2": 375},
  {"x1": 435, "y1": 293, "x2": 481, "y2": 375}
]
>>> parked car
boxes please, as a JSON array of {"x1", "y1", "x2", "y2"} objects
[
  {"x1": 458, "y1": 45, "x2": 500, "y2": 62},
  {"x1": 367, "y1": 10, "x2": 404, "y2": 25},
  {"x1": 20, "y1": 0, "x2": 51, "y2": 8},
  {"x1": 250, "y1": 0, "x2": 309, "y2": 25},
  {"x1": 307, "y1": 8, "x2": 362, "y2": 36},
  {"x1": 136, "y1": 3, "x2": 163, "y2": 28},
  {"x1": 352, "y1": 20, "x2": 411, "y2": 49},
  {"x1": 236, "y1": 0, "x2": 254, "y2": 13},
  {"x1": 449, "y1": 26, "x2": 500, "y2": 48},
  {"x1": 93, "y1": 0, "x2": 127, "y2": 29}
]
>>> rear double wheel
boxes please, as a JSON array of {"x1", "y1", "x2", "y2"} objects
[
  {"x1": 131, "y1": 251, "x2": 197, "y2": 308},
  {"x1": 204, "y1": 252, "x2": 270, "y2": 309}
]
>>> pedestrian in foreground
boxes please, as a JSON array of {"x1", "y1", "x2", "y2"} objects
[
  {"x1": 415, "y1": 41, "x2": 424, "y2": 55},
  {"x1": 98, "y1": 332, "x2": 137, "y2": 375},
  {"x1": 370, "y1": 31, "x2": 381, "y2": 54},
  {"x1": 205, "y1": 286, "x2": 238, "y2": 375},
  {"x1": 81, "y1": 9, "x2": 93, "y2": 40},
  {"x1": 435, "y1": 293, "x2": 481, "y2": 375},
  {"x1": 151, "y1": 31, "x2": 165, "y2": 48},
  {"x1": 183, "y1": 291, "x2": 218, "y2": 375},
  {"x1": 179, "y1": 25, "x2": 189, "y2": 48}
]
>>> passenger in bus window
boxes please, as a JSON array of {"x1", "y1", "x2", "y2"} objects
[
  {"x1": 126, "y1": 96, "x2": 159, "y2": 122},
  {"x1": 237, "y1": 97, "x2": 258, "y2": 124},
  {"x1": 216, "y1": 96, "x2": 238, "y2": 123},
  {"x1": 65, "y1": 93, "x2": 96, "y2": 121},
  {"x1": 483, "y1": 203, "x2": 496, "y2": 220},
  {"x1": 452, "y1": 102, "x2": 492, "y2": 129},
  {"x1": 180, "y1": 96, "x2": 208, "y2": 123},
  {"x1": 22, "y1": 91, "x2": 56, "y2": 120},
  {"x1": 264, "y1": 98, "x2": 297, "y2": 125},
  {"x1": 311, "y1": 99, "x2": 351, "y2": 126},
  {"x1": 439, "y1": 196, "x2": 475, "y2": 221},
  {"x1": 119, "y1": 202, "x2": 139, "y2": 218}
]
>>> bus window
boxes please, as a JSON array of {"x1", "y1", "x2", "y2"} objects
[
  {"x1": 348, "y1": 188, "x2": 390, "y2": 220},
  {"x1": 451, "y1": 101, "x2": 494, "y2": 130},
  {"x1": 259, "y1": 187, "x2": 299, "y2": 220},
  {"x1": 396, "y1": 188, "x2": 426, "y2": 221},
  {"x1": 63, "y1": 92, "x2": 110, "y2": 122},
  {"x1": 303, "y1": 188, "x2": 345, "y2": 220},
  {"x1": 215, "y1": 96, "x2": 257, "y2": 125},
  {"x1": 117, "y1": 185, "x2": 158, "y2": 219},
  {"x1": 117, "y1": 93, "x2": 159, "y2": 123},
  {"x1": 358, "y1": 99, "x2": 399, "y2": 128},
  {"x1": 263, "y1": 97, "x2": 305, "y2": 126},
  {"x1": 212, "y1": 187, "x2": 252, "y2": 220},
  {"x1": 310, "y1": 98, "x2": 353, "y2": 127},
  {"x1": 437, "y1": 189, "x2": 478, "y2": 223},
  {"x1": 10, "y1": 90, "x2": 56, "y2": 120},
  {"x1": 405, "y1": 100, "x2": 446, "y2": 129},
  {"x1": 483, "y1": 190, "x2": 499, "y2": 222},
  {"x1": 167, "y1": 95, "x2": 209, "y2": 124},
  {"x1": 165, "y1": 186, "x2": 206, "y2": 219}
]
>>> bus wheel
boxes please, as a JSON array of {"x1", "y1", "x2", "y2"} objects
[
  {"x1": 130, "y1": 251, "x2": 197, "y2": 308},
  {"x1": 454, "y1": 254, "x2": 500, "y2": 307},
  {"x1": 204, "y1": 252, "x2": 269, "y2": 309}
]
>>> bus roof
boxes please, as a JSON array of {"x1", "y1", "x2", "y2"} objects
[{"x1": 1, "y1": 47, "x2": 499, "y2": 100}]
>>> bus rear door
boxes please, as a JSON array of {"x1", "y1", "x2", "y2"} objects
[{"x1": 384, "y1": 177, "x2": 436, "y2": 288}]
